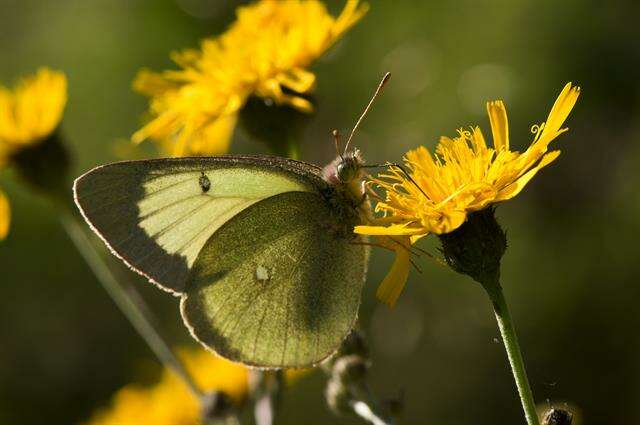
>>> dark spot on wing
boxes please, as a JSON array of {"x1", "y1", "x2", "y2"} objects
[{"x1": 199, "y1": 172, "x2": 211, "y2": 193}]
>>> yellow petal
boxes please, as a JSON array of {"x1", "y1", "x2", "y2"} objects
[
  {"x1": 132, "y1": 69, "x2": 177, "y2": 96},
  {"x1": 470, "y1": 126, "x2": 488, "y2": 153},
  {"x1": 424, "y1": 209, "x2": 467, "y2": 234},
  {"x1": 184, "y1": 113, "x2": 238, "y2": 156},
  {"x1": 0, "y1": 189, "x2": 10, "y2": 240},
  {"x1": 495, "y1": 150, "x2": 561, "y2": 202},
  {"x1": 276, "y1": 68, "x2": 316, "y2": 95},
  {"x1": 284, "y1": 94, "x2": 314, "y2": 113},
  {"x1": 376, "y1": 238, "x2": 412, "y2": 307},
  {"x1": 537, "y1": 82, "x2": 580, "y2": 147},
  {"x1": 333, "y1": 0, "x2": 370, "y2": 39},
  {"x1": 354, "y1": 223, "x2": 426, "y2": 236},
  {"x1": 487, "y1": 100, "x2": 509, "y2": 151}
]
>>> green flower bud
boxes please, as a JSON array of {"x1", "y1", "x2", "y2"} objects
[
  {"x1": 542, "y1": 408, "x2": 573, "y2": 425},
  {"x1": 10, "y1": 130, "x2": 71, "y2": 203},
  {"x1": 438, "y1": 207, "x2": 507, "y2": 287},
  {"x1": 238, "y1": 94, "x2": 314, "y2": 159}
]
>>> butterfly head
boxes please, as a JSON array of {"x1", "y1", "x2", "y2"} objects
[
  {"x1": 336, "y1": 149, "x2": 365, "y2": 183},
  {"x1": 321, "y1": 148, "x2": 368, "y2": 234},
  {"x1": 323, "y1": 148, "x2": 365, "y2": 186}
]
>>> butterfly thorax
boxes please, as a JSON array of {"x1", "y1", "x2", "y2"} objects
[{"x1": 320, "y1": 149, "x2": 368, "y2": 237}]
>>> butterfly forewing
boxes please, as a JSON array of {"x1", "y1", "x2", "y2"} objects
[
  {"x1": 181, "y1": 191, "x2": 368, "y2": 368},
  {"x1": 73, "y1": 156, "x2": 324, "y2": 294}
]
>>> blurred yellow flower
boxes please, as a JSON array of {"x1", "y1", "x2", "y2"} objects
[
  {"x1": 0, "y1": 67, "x2": 67, "y2": 240},
  {"x1": 0, "y1": 189, "x2": 9, "y2": 240},
  {"x1": 132, "y1": 0, "x2": 368, "y2": 157},
  {"x1": 0, "y1": 68, "x2": 67, "y2": 164},
  {"x1": 356, "y1": 83, "x2": 580, "y2": 306},
  {"x1": 87, "y1": 348, "x2": 249, "y2": 425}
]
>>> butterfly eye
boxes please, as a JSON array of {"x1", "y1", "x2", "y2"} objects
[{"x1": 337, "y1": 160, "x2": 357, "y2": 183}]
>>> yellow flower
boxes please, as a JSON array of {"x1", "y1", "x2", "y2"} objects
[
  {"x1": 132, "y1": 0, "x2": 368, "y2": 157},
  {"x1": 0, "y1": 68, "x2": 67, "y2": 164},
  {"x1": 0, "y1": 67, "x2": 67, "y2": 240},
  {"x1": 356, "y1": 83, "x2": 580, "y2": 306},
  {"x1": 87, "y1": 348, "x2": 249, "y2": 425},
  {"x1": 0, "y1": 189, "x2": 9, "y2": 240}
]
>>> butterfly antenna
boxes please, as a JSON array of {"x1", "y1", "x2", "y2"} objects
[
  {"x1": 343, "y1": 72, "x2": 391, "y2": 155},
  {"x1": 363, "y1": 161, "x2": 429, "y2": 199},
  {"x1": 332, "y1": 129, "x2": 344, "y2": 160}
]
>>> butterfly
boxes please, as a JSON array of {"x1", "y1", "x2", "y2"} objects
[{"x1": 73, "y1": 74, "x2": 390, "y2": 369}]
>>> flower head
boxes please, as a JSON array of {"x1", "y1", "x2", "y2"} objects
[
  {"x1": 87, "y1": 348, "x2": 249, "y2": 425},
  {"x1": 0, "y1": 68, "x2": 67, "y2": 240},
  {"x1": 356, "y1": 83, "x2": 580, "y2": 306},
  {"x1": 133, "y1": 0, "x2": 368, "y2": 156},
  {"x1": 0, "y1": 68, "x2": 67, "y2": 165}
]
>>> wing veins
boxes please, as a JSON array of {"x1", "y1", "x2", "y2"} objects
[
  {"x1": 279, "y1": 235, "x2": 314, "y2": 367},
  {"x1": 174, "y1": 200, "x2": 254, "y2": 256},
  {"x1": 138, "y1": 194, "x2": 204, "y2": 221},
  {"x1": 149, "y1": 197, "x2": 214, "y2": 239},
  {"x1": 128, "y1": 198, "x2": 215, "y2": 268},
  {"x1": 208, "y1": 226, "x2": 312, "y2": 348}
]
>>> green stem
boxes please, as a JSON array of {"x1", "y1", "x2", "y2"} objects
[
  {"x1": 286, "y1": 137, "x2": 300, "y2": 160},
  {"x1": 484, "y1": 282, "x2": 539, "y2": 425},
  {"x1": 59, "y1": 211, "x2": 203, "y2": 400}
]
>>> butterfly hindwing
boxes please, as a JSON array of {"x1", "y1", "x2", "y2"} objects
[
  {"x1": 73, "y1": 156, "x2": 324, "y2": 294},
  {"x1": 181, "y1": 191, "x2": 368, "y2": 368}
]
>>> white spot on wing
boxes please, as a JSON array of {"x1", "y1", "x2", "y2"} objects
[{"x1": 255, "y1": 265, "x2": 271, "y2": 283}]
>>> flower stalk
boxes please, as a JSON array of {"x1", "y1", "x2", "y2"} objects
[
  {"x1": 324, "y1": 331, "x2": 398, "y2": 425},
  {"x1": 201, "y1": 390, "x2": 242, "y2": 425},
  {"x1": 59, "y1": 210, "x2": 203, "y2": 401},
  {"x1": 354, "y1": 83, "x2": 580, "y2": 423},
  {"x1": 483, "y1": 279, "x2": 540, "y2": 425},
  {"x1": 250, "y1": 370, "x2": 284, "y2": 425},
  {"x1": 439, "y1": 209, "x2": 539, "y2": 425}
]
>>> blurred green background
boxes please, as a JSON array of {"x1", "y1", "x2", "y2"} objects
[{"x1": 1, "y1": 0, "x2": 639, "y2": 423}]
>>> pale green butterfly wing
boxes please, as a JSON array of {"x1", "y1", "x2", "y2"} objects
[
  {"x1": 73, "y1": 156, "x2": 324, "y2": 294},
  {"x1": 181, "y1": 191, "x2": 368, "y2": 368}
]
